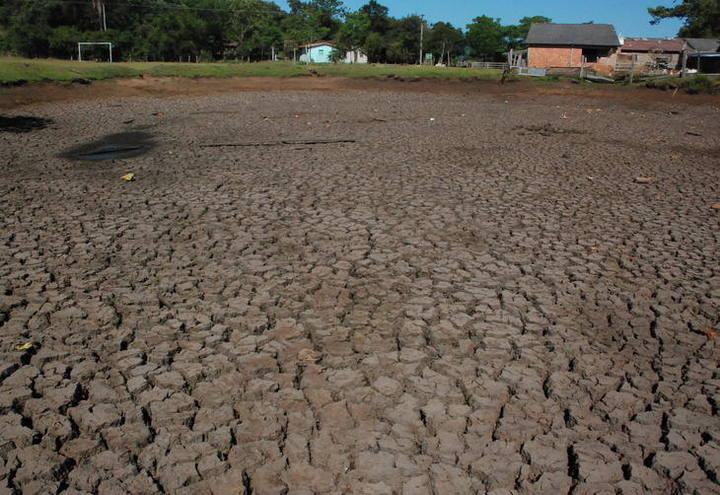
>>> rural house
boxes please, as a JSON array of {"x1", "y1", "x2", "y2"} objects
[
  {"x1": 618, "y1": 38, "x2": 684, "y2": 70},
  {"x1": 343, "y1": 48, "x2": 368, "y2": 64},
  {"x1": 298, "y1": 41, "x2": 336, "y2": 63},
  {"x1": 298, "y1": 41, "x2": 368, "y2": 64},
  {"x1": 525, "y1": 23, "x2": 621, "y2": 73},
  {"x1": 684, "y1": 38, "x2": 720, "y2": 74}
]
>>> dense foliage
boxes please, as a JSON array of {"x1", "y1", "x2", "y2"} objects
[
  {"x1": 0, "y1": 0, "x2": 552, "y2": 62},
  {"x1": 649, "y1": 0, "x2": 720, "y2": 37}
]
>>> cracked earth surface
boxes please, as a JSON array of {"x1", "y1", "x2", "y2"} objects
[{"x1": 1, "y1": 88, "x2": 719, "y2": 494}]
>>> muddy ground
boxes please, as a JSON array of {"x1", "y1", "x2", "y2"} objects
[{"x1": 1, "y1": 82, "x2": 719, "y2": 494}]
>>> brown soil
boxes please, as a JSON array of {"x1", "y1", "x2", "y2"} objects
[
  {"x1": 2, "y1": 75, "x2": 720, "y2": 110},
  {"x1": 1, "y1": 85, "x2": 719, "y2": 494}
]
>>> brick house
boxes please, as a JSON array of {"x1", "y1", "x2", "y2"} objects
[
  {"x1": 525, "y1": 24, "x2": 621, "y2": 73},
  {"x1": 618, "y1": 38, "x2": 684, "y2": 70}
]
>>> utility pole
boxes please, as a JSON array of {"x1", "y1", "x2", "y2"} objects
[{"x1": 419, "y1": 15, "x2": 424, "y2": 65}]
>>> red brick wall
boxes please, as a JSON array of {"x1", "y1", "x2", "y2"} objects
[{"x1": 528, "y1": 46, "x2": 581, "y2": 68}]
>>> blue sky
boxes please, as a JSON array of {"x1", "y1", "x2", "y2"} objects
[{"x1": 278, "y1": 0, "x2": 685, "y2": 38}]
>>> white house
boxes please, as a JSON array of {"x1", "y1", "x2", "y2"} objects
[
  {"x1": 343, "y1": 48, "x2": 368, "y2": 64},
  {"x1": 298, "y1": 41, "x2": 368, "y2": 64}
]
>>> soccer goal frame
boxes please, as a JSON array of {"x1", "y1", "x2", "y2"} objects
[{"x1": 78, "y1": 42, "x2": 113, "y2": 62}]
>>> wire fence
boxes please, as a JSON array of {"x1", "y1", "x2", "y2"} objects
[{"x1": 470, "y1": 62, "x2": 508, "y2": 70}]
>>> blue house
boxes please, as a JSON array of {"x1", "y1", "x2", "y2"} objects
[{"x1": 298, "y1": 42, "x2": 336, "y2": 63}]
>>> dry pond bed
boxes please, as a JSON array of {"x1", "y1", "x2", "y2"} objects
[{"x1": 1, "y1": 82, "x2": 719, "y2": 494}]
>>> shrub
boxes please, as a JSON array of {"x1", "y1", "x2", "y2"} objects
[
  {"x1": 645, "y1": 75, "x2": 719, "y2": 94},
  {"x1": 685, "y1": 74, "x2": 717, "y2": 94},
  {"x1": 645, "y1": 77, "x2": 681, "y2": 91},
  {"x1": 48, "y1": 26, "x2": 83, "y2": 59}
]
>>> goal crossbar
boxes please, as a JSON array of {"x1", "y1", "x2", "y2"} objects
[{"x1": 78, "y1": 42, "x2": 113, "y2": 62}]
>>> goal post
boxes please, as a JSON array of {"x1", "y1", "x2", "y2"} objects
[{"x1": 78, "y1": 42, "x2": 113, "y2": 62}]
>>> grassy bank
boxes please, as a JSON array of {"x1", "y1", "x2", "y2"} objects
[
  {"x1": 644, "y1": 74, "x2": 720, "y2": 94},
  {"x1": 0, "y1": 57, "x2": 501, "y2": 83}
]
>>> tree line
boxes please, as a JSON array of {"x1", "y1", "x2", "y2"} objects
[
  {"x1": 0, "y1": 0, "x2": 717, "y2": 63},
  {"x1": 648, "y1": 0, "x2": 720, "y2": 38},
  {"x1": 0, "y1": 0, "x2": 548, "y2": 63}
]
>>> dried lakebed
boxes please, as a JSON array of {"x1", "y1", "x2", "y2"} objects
[{"x1": 1, "y1": 89, "x2": 719, "y2": 494}]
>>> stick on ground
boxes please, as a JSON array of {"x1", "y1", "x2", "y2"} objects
[{"x1": 200, "y1": 139, "x2": 356, "y2": 148}]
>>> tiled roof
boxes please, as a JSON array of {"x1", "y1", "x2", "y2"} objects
[
  {"x1": 622, "y1": 38, "x2": 684, "y2": 52},
  {"x1": 683, "y1": 38, "x2": 720, "y2": 53},
  {"x1": 526, "y1": 24, "x2": 620, "y2": 47}
]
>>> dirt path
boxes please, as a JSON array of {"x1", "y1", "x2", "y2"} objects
[{"x1": 1, "y1": 88, "x2": 719, "y2": 494}]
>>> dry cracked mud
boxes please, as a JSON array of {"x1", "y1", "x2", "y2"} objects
[{"x1": 1, "y1": 86, "x2": 719, "y2": 495}]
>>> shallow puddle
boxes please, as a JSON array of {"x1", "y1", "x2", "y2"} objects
[
  {"x1": 61, "y1": 131, "x2": 154, "y2": 161},
  {"x1": 0, "y1": 115, "x2": 53, "y2": 133}
]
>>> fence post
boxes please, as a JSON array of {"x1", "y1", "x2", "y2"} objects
[
  {"x1": 629, "y1": 55, "x2": 636, "y2": 84},
  {"x1": 580, "y1": 56, "x2": 585, "y2": 79},
  {"x1": 680, "y1": 50, "x2": 688, "y2": 78}
]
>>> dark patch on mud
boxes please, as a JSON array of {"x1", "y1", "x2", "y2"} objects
[
  {"x1": 0, "y1": 115, "x2": 53, "y2": 133},
  {"x1": 514, "y1": 124, "x2": 589, "y2": 136},
  {"x1": 61, "y1": 131, "x2": 155, "y2": 161},
  {"x1": 0, "y1": 79, "x2": 28, "y2": 88}
]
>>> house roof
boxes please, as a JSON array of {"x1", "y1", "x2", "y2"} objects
[
  {"x1": 622, "y1": 38, "x2": 684, "y2": 53},
  {"x1": 525, "y1": 23, "x2": 620, "y2": 47},
  {"x1": 683, "y1": 38, "x2": 720, "y2": 54},
  {"x1": 299, "y1": 41, "x2": 335, "y2": 48}
]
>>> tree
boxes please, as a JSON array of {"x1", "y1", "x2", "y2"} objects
[
  {"x1": 649, "y1": 0, "x2": 720, "y2": 37},
  {"x1": 501, "y1": 15, "x2": 551, "y2": 50},
  {"x1": 0, "y1": 2, "x2": 13, "y2": 27},
  {"x1": 354, "y1": 0, "x2": 390, "y2": 61},
  {"x1": 90, "y1": 0, "x2": 107, "y2": 30},
  {"x1": 466, "y1": 16, "x2": 505, "y2": 60},
  {"x1": 146, "y1": 6, "x2": 206, "y2": 61},
  {"x1": 359, "y1": 0, "x2": 389, "y2": 34},
  {"x1": 284, "y1": 0, "x2": 345, "y2": 42},
  {"x1": 363, "y1": 31, "x2": 385, "y2": 62},
  {"x1": 337, "y1": 11, "x2": 370, "y2": 51},
  {"x1": 516, "y1": 16, "x2": 551, "y2": 40},
  {"x1": 0, "y1": 0, "x2": 568, "y2": 64},
  {"x1": 426, "y1": 22, "x2": 463, "y2": 64},
  {"x1": 385, "y1": 15, "x2": 422, "y2": 64},
  {"x1": 225, "y1": 0, "x2": 285, "y2": 61},
  {"x1": 48, "y1": 25, "x2": 84, "y2": 58},
  {"x1": 6, "y1": 0, "x2": 54, "y2": 57}
]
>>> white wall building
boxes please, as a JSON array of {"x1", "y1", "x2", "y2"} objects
[{"x1": 343, "y1": 49, "x2": 368, "y2": 64}]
